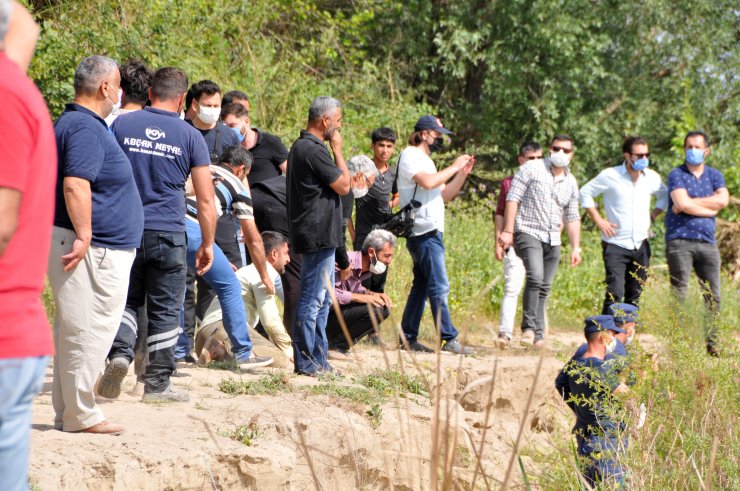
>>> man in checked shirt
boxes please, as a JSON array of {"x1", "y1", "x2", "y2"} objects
[{"x1": 498, "y1": 134, "x2": 582, "y2": 348}]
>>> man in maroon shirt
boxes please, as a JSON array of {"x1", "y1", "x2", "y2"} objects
[
  {"x1": 0, "y1": 2, "x2": 57, "y2": 488},
  {"x1": 493, "y1": 141, "x2": 542, "y2": 347}
]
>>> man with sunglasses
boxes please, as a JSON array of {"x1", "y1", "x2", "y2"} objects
[
  {"x1": 580, "y1": 136, "x2": 668, "y2": 314},
  {"x1": 498, "y1": 134, "x2": 581, "y2": 348},
  {"x1": 494, "y1": 141, "x2": 542, "y2": 347}
]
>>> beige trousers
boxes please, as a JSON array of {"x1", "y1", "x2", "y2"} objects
[{"x1": 47, "y1": 227, "x2": 135, "y2": 431}]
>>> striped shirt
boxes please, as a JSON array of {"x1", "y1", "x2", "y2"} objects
[
  {"x1": 506, "y1": 158, "x2": 579, "y2": 245},
  {"x1": 186, "y1": 164, "x2": 253, "y2": 222}
]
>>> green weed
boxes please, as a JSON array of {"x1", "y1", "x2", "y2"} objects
[{"x1": 218, "y1": 373, "x2": 292, "y2": 396}]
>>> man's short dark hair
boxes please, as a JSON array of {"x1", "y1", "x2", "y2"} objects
[
  {"x1": 191, "y1": 80, "x2": 221, "y2": 102},
  {"x1": 185, "y1": 87, "x2": 194, "y2": 111},
  {"x1": 223, "y1": 90, "x2": 249, "y2": 106},
  {"x1": 585, "y1": 331, "x2": 602, "y2": 343},
  {"x1": 550, "y1": 134, "x2": 574, "y2": 147},
  {"x1": 622, "y1": 136, "x2": 649, "y2": 154},
  {"x1": 518, "y1": 140, "x2": 542, "y2": 156},
  {"x1": 684, "y1": 130, "x2": 709, "y2": 148},
  {"x1": 371, "y1": 127, "x2": 397, "y2": 144},
  {"x1": 219, "y1": 146, "x2": 253, "y2": 169},
  {"x1": 261, "y1": 231, "x2": 288, "y2": 255},
  {"x1": 119, "y1": 59, "x2": 152, "y2": 106},
  {"x1": 221, "y1": 102, "x2": 249, "y2": 120},
  {"x1": 150, "y1": 67, "x2": 188, "y2": 101}
]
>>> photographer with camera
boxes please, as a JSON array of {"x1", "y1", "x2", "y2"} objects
[{"x1": 396, "y1": 116, "x2": 475, "y2": 355}]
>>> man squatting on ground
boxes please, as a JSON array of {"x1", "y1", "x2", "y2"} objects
[
  {"x1": 49, "y1": 56, "x2": 144, "y2": 436},
  {"x1": 97, "y1": 67, "x2": 217, "y2": 403},
  {"x1": 195, "y1": 231, "x2": 294, "y2": 369},
  {"x1": 580, "y1": 136, "x2": 667, "y2": 314},
  {"x1": 498, "y1": 134, "x2": 582, "y2": 348},
  {"x1": 493, "y1": 141, "x2": 543, "y2": 347},
  {"x1": 0, "y1": 1, "x2": 57, "y2": 487},
  {"x1": 326, "y1": 229, "x2": 397, "y2": 359},
  {"x1": 286, "y1": 96, "x2": 351, "y2": 376}
]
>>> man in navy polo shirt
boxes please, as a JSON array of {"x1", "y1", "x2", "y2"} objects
[
  {"x1": 98, "y1": 67, "x2": 216, "y2": 402},
  {"x1": 665, "y1": 131, "x2": 729, "y2": 356},
  {"x1": 49, "y1": 56, "x2": 144, "y2": 434}
]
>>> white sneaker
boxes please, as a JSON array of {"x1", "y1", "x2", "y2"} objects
[{"x1": 238, "y1": 354, "x2": 273, "y2": 371}]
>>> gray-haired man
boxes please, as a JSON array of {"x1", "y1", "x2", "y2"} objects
[
  {"x1": 326, "y1": 229, "x2": 396, "y2": 359},
  {"x1": 286, "y1": 96, "x2": 350, "y2": 376},
  {"x1": 49, "y1": 56, "x2": 144, "y2": 434}
]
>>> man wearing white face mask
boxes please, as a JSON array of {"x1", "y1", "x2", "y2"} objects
[
  {"x1": 187, "y1": 79, "x2": 240, "y2": 162},
  {"x1": 326, "y1": 229, "x2": 396, "y2": 359},
  {"x1": 665, "y1": 131, "x2": 729, "y2": 356},
  {"x1": 499, "y1": 134, "x2": 581, "y2": 348},
  {"x1": 580, "y1": 136, "x2": 668, "y2": 314},
  {"x1": 50, "y1": 56, "x2": 143, "y2": 432}
]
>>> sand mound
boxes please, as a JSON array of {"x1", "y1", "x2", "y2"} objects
[{"x1": 29, "y1": 329, "x2": 648, "y2": 490}]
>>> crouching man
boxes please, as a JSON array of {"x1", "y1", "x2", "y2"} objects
[
  {"x1": 556, "y1": 315, "x2": 630, "y2": 489},
  {"x1": 195, "y1": 231, "x2": 293, "y2": 368},
  {"x1": 326, "y1": 229, "x2": 396, "y2": 359}
]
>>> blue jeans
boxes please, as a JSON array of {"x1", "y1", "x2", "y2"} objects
[
  {"x1": 401, "y1": 231, "x2": 459, "y2": 343},
  {"x1": 577, "y1": 433, "x2": 629, "y2": 488},
  {"x1": 183, "y1": 219, "x2": 252, "y2": 362},
  {"x1": 0, "y1": 356, "x2": 49, "y2": 491},
  {"x1": 292, "y1": 248, "x2": 335, "y2": 374},
  {"x1": 109, "y1": 230, "x2": 187, "y2": 393}
]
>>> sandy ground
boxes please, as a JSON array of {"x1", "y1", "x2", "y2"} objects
[{"x1": 28, "y1": 327, "x2": 658, "y2": 490}]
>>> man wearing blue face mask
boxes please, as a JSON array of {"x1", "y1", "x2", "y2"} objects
[
  {"x1": 580, "y1": 136, "x2": 668, "y2": 314},
  {"x1": 665, "y1": 131, "x2": 729, "y2": 356}
]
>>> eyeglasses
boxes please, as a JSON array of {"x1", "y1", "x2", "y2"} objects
[
  {"x1": 631, "y1": 153, "x2": 650, "y2": 159},
  {"x1": 550, "y1": 146, "x2": 573, "y2": 154}
]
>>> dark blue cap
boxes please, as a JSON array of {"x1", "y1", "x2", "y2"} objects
[
  {"x1": 584, "y1": 315, "x2": 625, "y2": 334},
  {"x1": 414, "y1": 115, "x2": 453, "y2": 135},
  {"x1": 608, "y1": 303, "x2": 639, "y2": 324}
]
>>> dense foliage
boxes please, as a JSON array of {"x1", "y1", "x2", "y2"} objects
[{"x1": 27, "y1": 0, "x2": 738, "y2": 205}]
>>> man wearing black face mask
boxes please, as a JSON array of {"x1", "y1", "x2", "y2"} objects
[
  {"x1": 326, "y1": 230, "x2": 396, "y2": 359},
  {"x1": 397, "y1": 115, "x2": 476, "y2": 355}
]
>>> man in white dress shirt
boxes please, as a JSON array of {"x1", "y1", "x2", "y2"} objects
[{"x1": 580, "y1": 136, "x2": 668, "y2": 314}]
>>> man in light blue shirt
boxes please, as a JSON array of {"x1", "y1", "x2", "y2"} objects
[{"x1": 580, "y1": 137, "x2": 668, "y2": 314}]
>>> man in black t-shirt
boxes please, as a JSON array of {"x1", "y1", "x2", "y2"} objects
[
  {"x1": 286, "y1": 96, "x2": 350, "y2": 376},
  {"x1": 187, "y1": 80, "x2": 240, "y2": 162},
  {"x1": 353, "y1": 127, "x2": 399, "y2": 294},
  {"x1": 221, "y1": 102, "x2": 289, "y2": 186},
  {"x1": 251, "y1": 175, "x2": 303, "y2": 333}
]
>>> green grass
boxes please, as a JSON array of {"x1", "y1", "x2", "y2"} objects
[{"x1": 218, "y1": 373, "x2": 292, "y2": 396}]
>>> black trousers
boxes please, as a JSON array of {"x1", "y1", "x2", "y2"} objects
[
  {"x1": 326, "y1": 303, "x2": 390, "y2": 351},
  {"x1": 280, "y1": 250, "x2": 302, "y2": 337},
  {"x1": 601, "y1": 240, "x2": 650, "y2": 314}
]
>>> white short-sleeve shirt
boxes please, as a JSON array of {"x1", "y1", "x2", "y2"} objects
[{"x1": 397, "y1": 146, "x2": 446, "y2": 235}]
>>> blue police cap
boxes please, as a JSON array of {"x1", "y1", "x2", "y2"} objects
[
  {"x1": 584, "y1": 315, "x2": 625, "y2": 334},
  {"x1": 608, "y1": 303, "x2": 639, "y2": 324}
]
